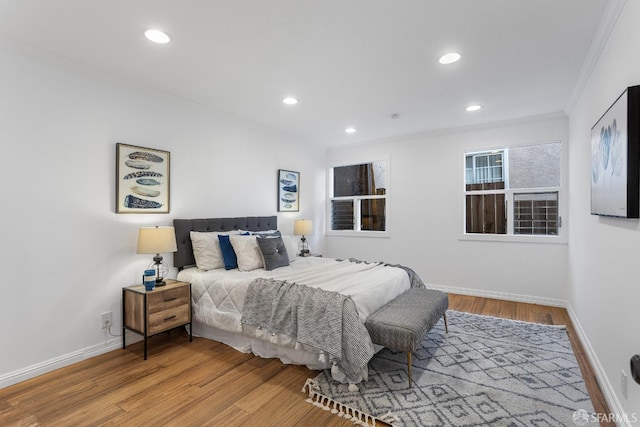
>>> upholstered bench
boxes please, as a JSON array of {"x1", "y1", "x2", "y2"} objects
[{"x1": 365, "y1": 288, "x2": 449, "y2": 387}]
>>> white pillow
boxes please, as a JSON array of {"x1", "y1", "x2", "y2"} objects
[
  {"x1": 229, "y1": 234, "x2": 263, "y2": 271},
  {"x1": 189, "y1": 231, "x2": 229, "y2": 270},
  {"x1": 281, "y1": 234, "x2": 300, "y2": 262}
]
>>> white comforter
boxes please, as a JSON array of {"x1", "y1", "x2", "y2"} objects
[{"x1": 177, "y1": 257, "x2": 410, "y2": 336}]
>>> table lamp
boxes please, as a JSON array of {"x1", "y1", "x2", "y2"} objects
[
  {"x1": 136, "y1": 226, "x2": 177, "y2": 286},
  {"x1": 293, "y1": 219, "x2": 313, "y2": 256}
]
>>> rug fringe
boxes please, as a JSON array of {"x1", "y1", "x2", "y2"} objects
[{"x1": 302, "y1": 378, "x2": 398, "y2": 427}]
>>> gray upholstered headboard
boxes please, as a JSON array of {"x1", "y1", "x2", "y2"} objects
[{"x1": 173, "y1": 216, "x2": 277, "y2": 270}]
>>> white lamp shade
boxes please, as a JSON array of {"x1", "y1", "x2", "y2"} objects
[
  {"x1": 137, "y1": 226, "x2": 177, "y2": 254},
  {"x1": 293, "y1": 219, "x2": 313, "y2": 236}
]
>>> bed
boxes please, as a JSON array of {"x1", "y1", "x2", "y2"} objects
[{"x1": 173, "y1": 216, "x2": 417, "y2": 384}]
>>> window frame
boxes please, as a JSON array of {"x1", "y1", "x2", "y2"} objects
[
  {"x1": 326, "y1": 156, "x2": 390, "y2": 238},
  {"x1": 459, "y1": 142, "x2": 567, "y2": 244}
]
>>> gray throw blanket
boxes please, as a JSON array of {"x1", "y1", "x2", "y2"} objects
[{"x1": 241, "y1": 278, "x2": 374, "y2": 383}]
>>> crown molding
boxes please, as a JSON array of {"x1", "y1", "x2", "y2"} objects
[{"x1": 565, "y1": 0, "x2": 627, "y2": 114}]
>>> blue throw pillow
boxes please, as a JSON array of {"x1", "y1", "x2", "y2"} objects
[{"x1": 218, "y1": 234, "x2": 238, "y2": 270}]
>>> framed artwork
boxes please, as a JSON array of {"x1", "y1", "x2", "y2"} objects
[
  {"x1": 116, "y1": 143, "x2": 170, "y2": 213},
  {"x1": 277, "y1": 169, "x2": 299, "y2": 212},
  {"x1": 591, "y1": 85, "x2": 640, "y2": 218}
]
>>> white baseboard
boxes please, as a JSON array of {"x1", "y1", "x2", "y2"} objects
[
  {"x1": 427, "y1": 283, "x2": 568, "y2": 308},
  {"x1": 0, "y1": 332, "x2": 141, "y2": 390},
  {"x1": 566, "y1": 303, "x2": 631, "y2": 426}
]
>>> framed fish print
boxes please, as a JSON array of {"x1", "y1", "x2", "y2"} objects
[
  {"x1": 277, "y1": 169, "x2": 299, "y2": 212},
  {"x1": 116, "y1": 143, "x2": 170, "y2": 213}
]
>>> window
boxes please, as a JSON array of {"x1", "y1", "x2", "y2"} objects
[
  {"x1": 513, "y1": 192, "x2": 558, "y2": 235},
  {"x1": 465, "y1": 150, "x2": 506, "y2": 234},
  {"x1": 329, "y1": 160, "x2": 387, "y2": 234},
  {"x1": 464, "y1": 142, "x2": 561, "y2": 237},
  {"x1": 465, "y1": 151, "x2": 504, "y2": 185}
]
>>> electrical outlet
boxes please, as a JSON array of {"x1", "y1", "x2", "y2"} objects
[
  {"x1": 101, "y1": 311, "x2": 112, "y2": 330},
  {"x1": 621, "y1": 369, "x2": 628, "y2": 400}
]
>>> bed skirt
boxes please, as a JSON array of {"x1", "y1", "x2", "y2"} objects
[
  {"x1": 190, "y1": 321, "x2": 379, "y2": 384},
  {"x1": 191, "y1": 321, "x2": 334, "y2": 371}
]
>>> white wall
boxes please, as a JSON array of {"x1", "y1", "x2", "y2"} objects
[
  {"x1": 568, "y1": 1, "x2": 640, "y2": 420},
  {"x1": 325, "y1": 114, "x2": 569, "y2": 303},
  {"x1": 0, "y1": 39, "x2": 325, "y2": 385}
]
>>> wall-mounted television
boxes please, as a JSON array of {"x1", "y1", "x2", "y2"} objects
[{"x1": 591, "y1": 85, "x2": 640, "y2": 218}]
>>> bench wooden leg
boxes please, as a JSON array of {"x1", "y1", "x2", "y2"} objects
[
  {"x1": 443, "y1": 312, "x2": 449, "y2": 333},
  {"x1": 407, "y1": 352, "x2": 412, "y2": 387}
]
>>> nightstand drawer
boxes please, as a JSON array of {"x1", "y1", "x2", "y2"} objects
[
  {"x1": 147, "y1": 286, "x2": 190, "y2": 313},
  {"x1": 148, "y1": 304, "x2": 190, "y2": 335}
]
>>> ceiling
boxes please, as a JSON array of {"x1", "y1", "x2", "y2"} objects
[{"x1": 0, "y1": 0, "x2": 613, "y2": 146}]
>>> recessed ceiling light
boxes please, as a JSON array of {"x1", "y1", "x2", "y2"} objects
[
  {"x1": 345, "y1": 127, "x2": 356, "y2": 134},
  {"x1": 439, "y1": 52, "x2": 461, "y2": 65},
  {"x1": 145, "y1": 29, "x2": 170, "y2": 44},
  {"x1": 282, "y1": 97, "x2": 298, "y2": 105},
  {"x1": 466, "y1": 104, "x2": 482, "y2": 112}
]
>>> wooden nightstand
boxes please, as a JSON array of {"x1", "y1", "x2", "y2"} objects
[{"x1": 122, "y1": 279, "x2": 192, "y2": 359}]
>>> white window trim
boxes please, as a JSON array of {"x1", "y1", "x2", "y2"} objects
[
  {"x1": 326, "y1": 156, "x2": 391, "y2": 238},
  {"x1": 459, "y1": 142, "x2": 568, "y2": 245}
]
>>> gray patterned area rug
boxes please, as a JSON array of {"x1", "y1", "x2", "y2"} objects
[{"x1": 303, "y1": 310, "x2": 595, "y2": 426}]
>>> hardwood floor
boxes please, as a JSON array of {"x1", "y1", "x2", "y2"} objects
[{"x1": 0, "y1": 294, "x2": 613, "y2": 426}]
